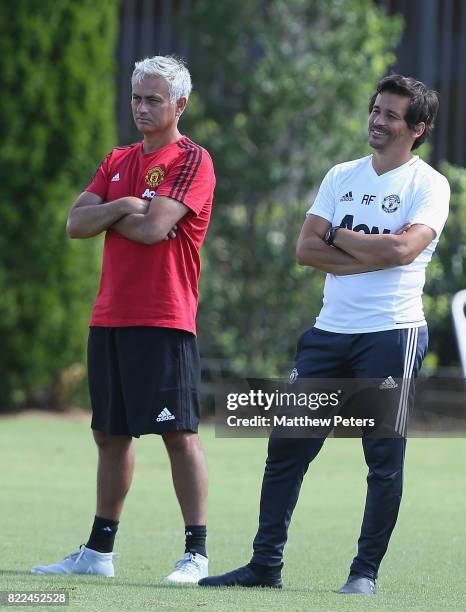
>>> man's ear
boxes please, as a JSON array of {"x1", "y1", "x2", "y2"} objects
[
  {"x1": 176, "y1": 97, "x2": 187, "y2": 117},
  {"x1": 413, "y1": 122, "x2": 426, "y2": 139}
]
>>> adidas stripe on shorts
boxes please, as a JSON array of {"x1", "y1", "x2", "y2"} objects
[
  {"x1": 293, "y1": 326, "x2": 428, "y2": 436},
  {"x1": 88, "y1": 327, "x2": 201, "y2": 437}
]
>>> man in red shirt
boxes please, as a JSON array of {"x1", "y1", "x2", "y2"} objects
[{"x1": 32, "y1": 56, "x2": 215, "y2": 584}]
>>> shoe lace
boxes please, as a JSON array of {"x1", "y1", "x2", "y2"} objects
[
  {"x1": 64, "y1": 546, "x2": 86, "y2": 565},
  {"x1": 65, "y1": 545, "x2": 121, "y2": 564},
  {"x1": 174, "y1": 553, "x2": 201, "y2": 575}
]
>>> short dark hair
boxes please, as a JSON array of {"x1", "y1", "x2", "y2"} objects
[{"x1": 368, "y1": 74, "x2": 439, "y2": 150}]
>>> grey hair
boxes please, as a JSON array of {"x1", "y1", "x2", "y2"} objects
[{"x1": 131, "y1": 55, "x2": 192, "y2": 103}]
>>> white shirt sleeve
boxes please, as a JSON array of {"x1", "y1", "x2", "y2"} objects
[
  {"x1": 408, "y1": 174, "x2": 450, "y2": 238},
  {"x1": 306, "y1": 166, "x2": 337, "y2": 223}
]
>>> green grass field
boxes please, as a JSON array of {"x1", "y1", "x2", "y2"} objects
[{"x1": 1, "y1": 413, "x2": 465, "y2": 611}]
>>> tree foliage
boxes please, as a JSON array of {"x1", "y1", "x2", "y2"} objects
[
  {"x1": 180, "y1": 0, "x2": 402, "y2": 375},
  {"x1": 0, "y1": 0, "x2": 119, "y2": 406},
  {"x1": 424, "y1": 163, "x2": 466, "y2": 370}
]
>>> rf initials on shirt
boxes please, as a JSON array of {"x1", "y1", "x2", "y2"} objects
[
  {"x1": 340, "y1": 213, "x2": 390, "y2": 235},
  {"x1": 361, "y1": 194, "x2": 376, "y2": 205}
]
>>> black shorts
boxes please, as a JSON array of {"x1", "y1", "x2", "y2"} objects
[{"x1": 88, "y1": 327, "x2": 201, "y2": 437}]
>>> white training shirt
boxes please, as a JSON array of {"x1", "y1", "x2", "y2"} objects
[{"x1": 307, "y1": 154, "x2": 450, "y2": 333}]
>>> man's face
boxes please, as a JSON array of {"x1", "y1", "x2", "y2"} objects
[
  {"x1": 131, "y1": 75, "x2": 182, "y2": 135},
  {"x1": 368, "y1": 92, "x2": 422, "y2": 153}
]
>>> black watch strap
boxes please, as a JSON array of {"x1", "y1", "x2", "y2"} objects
[{"x1": 324, "y1": 226, "x2": 340, "y2": 246}]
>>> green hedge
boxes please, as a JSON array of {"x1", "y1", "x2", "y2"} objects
[{"x1": 0, "y1": 0, "x2": 119, "y2": 407}]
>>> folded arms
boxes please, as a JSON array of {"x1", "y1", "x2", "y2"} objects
[
  {"x1": 296, "y1": 214, "x2": 435, "y2": 275},
  {"x1": 66, "y1": 191, "x2": 188, "y2": 244}
]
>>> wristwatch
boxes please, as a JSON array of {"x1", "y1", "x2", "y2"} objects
[{"x1": 324, "y1": 226, "x2": 340, "y2": 246}]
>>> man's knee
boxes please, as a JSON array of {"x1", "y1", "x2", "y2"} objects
[
  {"x1": 93, "y1": 430, "x2": 132, "y2": 451},
  {"x1": 363, "y1": 438, "x2": 406, "y2": 472},
  {"x1": 267, "y1": 435, "x2": 324, "y2": 464},
  {"x1": 162, "y1": 431, "x2": 200, "y2": 454}
]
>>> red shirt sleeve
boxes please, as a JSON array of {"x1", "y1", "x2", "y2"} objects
[
  {"x1": 156, "y1": 145, "x2": 215, "y2": 215},
  {"x1": 85, "y1": 152, "x2": 112, "y2": 200}
]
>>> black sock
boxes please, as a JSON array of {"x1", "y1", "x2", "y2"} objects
[
  {"x1": 86, "y1": 515, "x2": 119, "y2": 553},
  {"x1": 185, "y1": 525, "x2": 207, "y2": 557}
]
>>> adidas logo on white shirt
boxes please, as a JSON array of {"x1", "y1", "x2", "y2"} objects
[
  {"x1": 340, "y1": 191, "x2": 354, "y2": 201},
  {"x1": 379, "y1": 376, "x2": 398, "y2": 390},
  {"x1": 156, "y1": 407, "x2": 176, "y2": 422},
  {"x1": 111, "y1": 173, "x2": 120, "y2": 182}
]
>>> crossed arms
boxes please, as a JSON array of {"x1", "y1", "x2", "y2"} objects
[
  {"x1": 296, "y1": 214, "x2": 435, "y2": 275},
  {"x1": 66, "y1": 191, "x2": 188, "y2": 243},
  {"x1": 67, "y1": 193, "x2": 434, "y2": 270}
]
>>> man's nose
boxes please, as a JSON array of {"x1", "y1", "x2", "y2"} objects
[{"x1": 137, "y1": 100, "x2": 149, "y2": 113}]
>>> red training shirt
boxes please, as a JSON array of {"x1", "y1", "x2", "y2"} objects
[{"x1": 85, "y1": 136, "x2": 215, "y2": 334}]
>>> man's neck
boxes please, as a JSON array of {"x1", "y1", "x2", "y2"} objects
[
  {"x1": 371, "y1": 149, "x2": 414, "y2": 176},
  {"x1": 142, "y1": 129, "x2": 182, "y2": 153}
]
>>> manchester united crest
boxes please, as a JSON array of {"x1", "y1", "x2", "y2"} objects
[
  {"x1": 144, "y1": 166, "x2": 165, "y2": 188},
  {"x1": 382, "y1": 194, "x2": 400, "y2": 213}
]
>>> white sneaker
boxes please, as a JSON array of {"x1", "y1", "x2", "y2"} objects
[
  {"x1": 31, "y1": 545, "x2": 119, "y2": 577},
  {"x1": 164, "y1": 552, "x2": 208, "y2": 585}
]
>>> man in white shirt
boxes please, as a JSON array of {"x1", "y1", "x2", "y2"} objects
[{"x1": 199, "y1": 74, "x2": 449, "y2": 594}]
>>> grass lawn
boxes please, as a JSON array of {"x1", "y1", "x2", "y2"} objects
[{"x1": 0, "y1": 413, "x2": 465, "y2": 611}]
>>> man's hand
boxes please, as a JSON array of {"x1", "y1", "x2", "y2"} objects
[
  {"x1": 395, "y1": 222, "x2": 411, "y2": 235},
  {"x1": 127, "y1": 198, "x2": 150, "y2": 215},
  {"x1": 164, "y1": 224, "x2": 178, "y2": 240},
  {"x1": 111, "y1": 196, "x2": 190, "y2": 244},
  {"x1": 117, "y1": 204, "x2": 178, "y2": 241}
]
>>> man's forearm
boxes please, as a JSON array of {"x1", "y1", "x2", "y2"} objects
[
  {"x1": 111, "y1": 213, "x2": 166, "y2": 244},
  {"x1": 67, "y1": 197, "x2": 144, "y2": 239},
  {"x1": 296, "y1": 235, "x2": 384, "y2": 275},
  {"x1": 333, "y1": 228, "x2": 405, "y2": 266},
  {"x1": 112, "y1": 214, "x2": 147, "y2": 243}
]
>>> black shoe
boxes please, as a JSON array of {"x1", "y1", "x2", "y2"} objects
[
  {"x1": 198, "y1": 563, "x2": 283, "y2": 588},
  {"x1": 338, "y1": 574, "x2": 376, "y2": 595}
]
